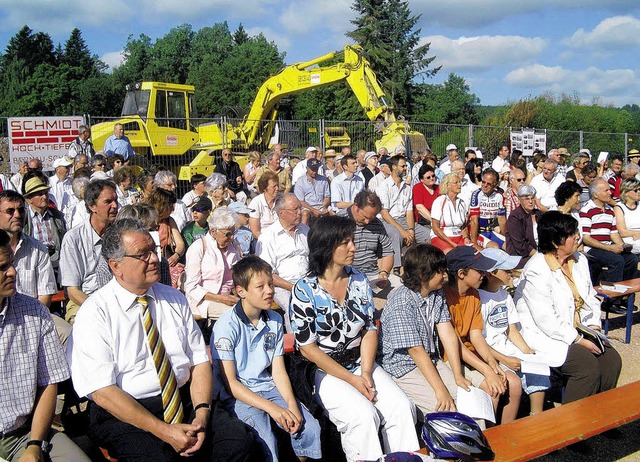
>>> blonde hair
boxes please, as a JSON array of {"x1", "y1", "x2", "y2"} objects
[
  {"x1": 247, "y1": 151, "x2": 261, "y2": 163},
  {"x1": 439, "y1": 173, "x2": 460, "y2": 195}
]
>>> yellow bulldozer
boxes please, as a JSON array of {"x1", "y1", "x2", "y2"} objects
[{"x1": 90, "y1": 45, "x2": 429, "y2": 179}]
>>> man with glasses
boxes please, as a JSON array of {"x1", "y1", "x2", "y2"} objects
[
  {"x1": 0, "y1": 229, "x2": 90, "y2": 462},
  {"x1": 22, "y1": 171, "x2": 66, "y2": 276},
  {"x1": 469, "y1": 169, "x2": 507, "y2": 249},
  {"x1": 59, "y1": 179, "x2": 118, "y2": 323},
  {"x1": 68, "y1": 219, "x2": 259, "y2": 461},
  {"x1": 0, "y1": 190, "x2": 71, "y2": 346},
  {"x1": 566, "y1": 152, "x2": 591, "y2": 182},
  {"x1": 255, "y1": 193, "x2": 309, "y2": 331},
  {"x1": 530, "y1": 158, "x2": 566, "y2": 212},
  {"x1": 68, "y1": 125, "x2": 95, "y2": 158},
  {"x1": 214, "y1": 148, "x2": 245, "y2": 202},
  {"x1": 503, "y1": 168, "x2": 526, "y2": 219}
]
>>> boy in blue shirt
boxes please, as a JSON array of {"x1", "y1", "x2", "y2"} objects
[{"x1": 212, "y1": 256, "x2": 321, "y2": 461}]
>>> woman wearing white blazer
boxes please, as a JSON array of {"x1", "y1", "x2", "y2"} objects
[{"x1": 513, "y1": 211, "x2": 621, "y2": 404}]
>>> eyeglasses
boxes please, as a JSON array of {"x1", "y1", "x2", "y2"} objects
[
  {"x1": 216, "y1": 230, "x2": 235, "y2": 238},
  {"x1": 95, "y1": 163, "x2": 105, "y2": 168},
  {"x1": 0, "y1": 206, "x2": 25, "y2": 216},
  {"x1": 123, "y1": 249, "x2": 156, "y2": 262},
  {"x1": 424, "y1": 175, "x2": 435, "y2": 179},
  {"x1": 514, "y1": 178, "x2": 525, "y2": 182}
]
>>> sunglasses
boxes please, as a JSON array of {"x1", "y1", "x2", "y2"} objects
[
  {"x1": 0, "y1": 206, "x2": 25, "y2": 216},
  {"x1": 514, "y1": 178, "x2": 525, "y2": 182}
]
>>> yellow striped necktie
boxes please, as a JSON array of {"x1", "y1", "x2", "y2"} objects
[{"x1": 138, "y1": 296, "x2": 184, "y2": 424}]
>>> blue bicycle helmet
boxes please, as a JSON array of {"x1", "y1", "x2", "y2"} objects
[{"x1": 421, "y1": 412, "x2": 495, "y2": 461}]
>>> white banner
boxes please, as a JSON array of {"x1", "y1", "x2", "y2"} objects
[{"x1": 8, "y1": 116, "x2": 85, "y2": 172}]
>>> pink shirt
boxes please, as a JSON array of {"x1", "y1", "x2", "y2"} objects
[{"x1": 184, "y1": 232, "x2": 241, "y2": 317}]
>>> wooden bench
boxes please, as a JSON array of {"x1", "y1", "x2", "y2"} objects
[{"x1": 472, "y1": 381, "x2": 640, "y2": 461}]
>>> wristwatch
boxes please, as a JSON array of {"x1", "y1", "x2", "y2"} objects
[
  {"x1": 194, "y1": 402, "x2": 212, "y2": 412},
  {"x1": 26, "y1": 440, "x2": 52, "y2": 454}
]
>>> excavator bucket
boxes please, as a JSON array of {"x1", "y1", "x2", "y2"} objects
[{"x1": 324, "y1": 126, "x2": 351, "y2": 149}]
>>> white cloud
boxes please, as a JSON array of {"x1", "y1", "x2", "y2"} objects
[
  {"x1": 279, "y1": 1, "x2": 352, "y2": 36},
  {"x1": 565, "y1": 16, "x2": 640, "y2": 50},
  {"x1": 101, "y1": 51, "x2": 125, "y2": 71},
  {"x1": 424, "y1": 35, "x2": 547, "y2": 73},
  {"x1": 411, "y1": 0, "x2": 639, "y2": 28},
  {"x1": 245, "y1": 26, "x2": 291, "y2": 55},
  {"x1": 505, "y1": 64, "x2": 640, "y2": 104},
  {"x1": 0, "y1": 0, "x2": 130, "y2": 33}
]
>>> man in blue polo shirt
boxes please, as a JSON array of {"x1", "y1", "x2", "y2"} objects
[{"x1": 211, "y1": 256, "x2": 321, "y2": 462}]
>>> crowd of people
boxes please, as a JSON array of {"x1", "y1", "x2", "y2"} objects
[{"x1": 0, "y1": 122, "x2": 633, "y2": 461}]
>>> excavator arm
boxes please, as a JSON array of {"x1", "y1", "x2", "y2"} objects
[{"x1": 239, "y1": 44, "x2": 395, "y2": 146}]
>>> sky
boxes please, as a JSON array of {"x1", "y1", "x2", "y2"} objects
[{"x1": 1, "y1": 0, "x2": 639, "y2": 108}]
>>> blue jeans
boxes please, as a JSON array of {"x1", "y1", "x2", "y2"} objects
[
  {"x1": 586, "y1": 248, "x2": 639, "y2": 282},
  {"x1": 229, "y1": 387, "x2": 322, "y2": 461}
]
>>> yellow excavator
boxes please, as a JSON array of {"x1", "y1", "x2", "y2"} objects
[{"x1": 89, "y1": 44, "x2": 428, "y2": 179}]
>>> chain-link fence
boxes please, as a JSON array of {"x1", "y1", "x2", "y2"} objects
[{"x1": 1, "y1": 115, "x2": 639, "y2": 176}]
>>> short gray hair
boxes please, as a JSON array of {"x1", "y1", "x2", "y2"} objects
[
  {"x1": 517, "y1": 184, "x2": 536, "y2": 197},
  {"x1": 207, "y1": 206, "x2": 238, "y2": 230},
  {"x1": 509, "y1": 168, "x2": 524, "y2": 180},
  {"x1": 153, "y1": 170, "x2": 177, "y2": 187},
  {"x1": 205, "y1": 173, "x2": 227, "y2": 193},
  {"x1": 78, "y1": 125, "x2": 90, "y2": 136},
  {"x1": 589, "y1": 177, "x2": 607, "y2": 199},
  {"x1": 101, "y1": 218, "x2": 149, "y2": 261},
  {"x1": 71, "y1": 177, "x2": 90, "y2": 199},
  {"x1": 116, "y1": 204, "x2": 158, "y2": 230},
  {"x1": 623, "y1": 163, "x2": 639, "y2": 177},
  {"x1": 74, "y1": 153, "x2": 88, "y2": 163},
  {"x1": 275, "y1": 193, "x2": 297, "y2": 213}
]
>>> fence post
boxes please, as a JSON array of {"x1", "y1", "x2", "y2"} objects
[
  {"x1": 625, "y1": 133, "x2": 629, "y2": 156},
  {"x1": 579, "y1": 130, "x2": 583, "y2": 150},
  {"x1": 469, "y1": 124, "x2": 474, "y2": 148},
  {"x1": 219, "y1": 116, "x2": 225, "y2": 149},
  {"x1": 319, "y1": 119, "x2": 325, "y2": 152}
]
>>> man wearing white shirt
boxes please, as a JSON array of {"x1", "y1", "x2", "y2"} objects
[
  {"x1": 67, "y1": 219, "x2": 258, "y2": 461},
  {"x1": 330, "y1": 154, "x2": 364, "y2": 216},
  {"x1": 291, "y1": 146, "x2": 318, "y2": 186},
  {"x1": 376, "y1": 156, "x2": 430, "y2": 269},
  {"x1": 439, "y1": 144, "x2": 460, "y2": 175},
  {"x1": 255, "y1": 193, "x2": 309, "y2": 331},
  {"x1": 491, "y1": 145, "x2": 510, "y2": 173},
  {"x1": 49, "y1": 157, "x2": 74, "y2": 212},
  {"x1": 530, "y1": 159, "x2": 566, "y2": 212}
]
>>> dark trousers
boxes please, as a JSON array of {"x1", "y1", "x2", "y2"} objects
[
  {"x1": 88, "y1": 391, "x2": 262, "y2": 462},
  {"x1": 556, "y1": 344, "x2": 622, "y2": 404},
  {"x1": 586, "y1": 248, "x2": 639, "y2": 283}
]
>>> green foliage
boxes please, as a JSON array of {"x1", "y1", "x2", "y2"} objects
[
  {"x1": 412, "y1": 73, "x2": 480, "y2": 124},
  {"x1": 347, "y1": 0, "x2": 439, "y2": 115}
]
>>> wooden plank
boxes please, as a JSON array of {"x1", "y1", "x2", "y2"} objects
[
  {"x1": 482, "y1": 381, "x2": 640, "y2": 462},
  {"x1": 595, "y1": 277, "x2": 640, "y2": 298}
]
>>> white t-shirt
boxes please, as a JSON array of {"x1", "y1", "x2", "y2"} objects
[
  {"x1": 430, "y1": 195, "x2": 468, "y2": 238},
  {"x1": 478, "y1": 287, "x2": 522, "y2": 359}
]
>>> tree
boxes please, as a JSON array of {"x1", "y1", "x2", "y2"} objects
[
  {"x1": 147, "y1": 24, "x2": 194, "y2": 83},
  {"x1": 61, "y1": 28, "x2": 96, "y2": 77},
  {"x1": 111, "y1": 34, "x2": 154, "y2": 88},
  {"x1": 412, "y1": 73, "x2": 480, "y2": 124},
  {"x1": 2, "y1": 25, "x2": 56, "y2": 72},
  {"x1": 347, "y1": 0, "x2": 439, "y2": 115},
  {"x1": 233, "y1": 24, "x2": 250, "y2": 45}
]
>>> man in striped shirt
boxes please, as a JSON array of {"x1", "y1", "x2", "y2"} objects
[{"x1": 580, "y1": 178, "x2": 639, "y2": 284}]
